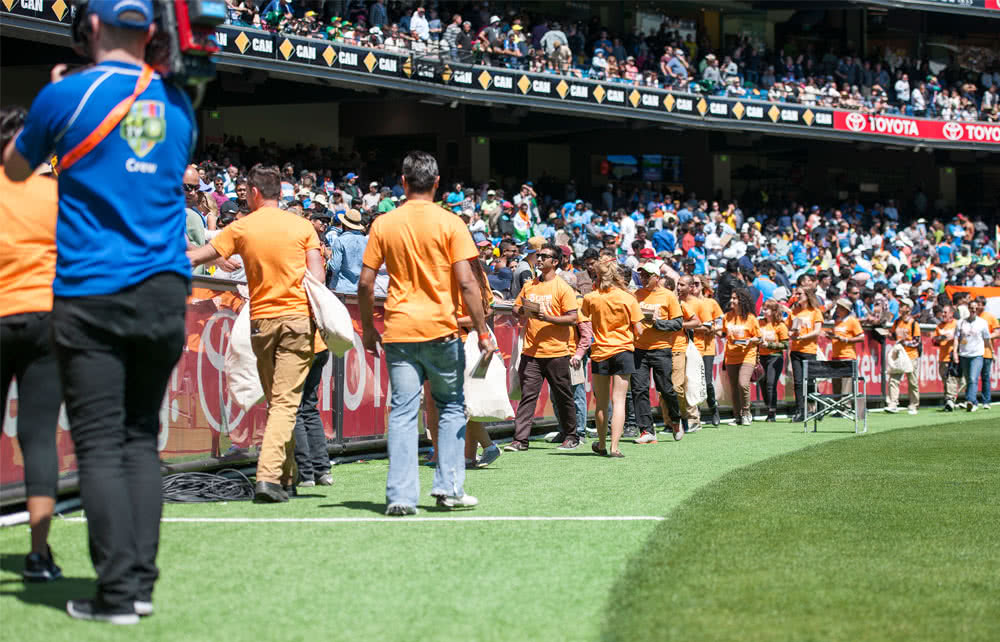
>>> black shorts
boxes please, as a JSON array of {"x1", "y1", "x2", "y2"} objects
[{"x1": 592, "y1": 351, "x2": 635, "y2": 376}]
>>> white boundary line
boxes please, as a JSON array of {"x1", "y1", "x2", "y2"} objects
[{"x1": 62, "y1": 516, "x2": 664, "y2": 524}]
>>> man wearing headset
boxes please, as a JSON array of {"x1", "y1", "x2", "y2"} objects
[{"x1": 3, "y1": 0, "x2": 195, "y2": 625}]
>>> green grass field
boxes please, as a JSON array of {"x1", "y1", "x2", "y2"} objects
[{"x1": 1, "y1": 410, "x2": 997, "y2": 641}]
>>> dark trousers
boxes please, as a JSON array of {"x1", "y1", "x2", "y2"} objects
[
  {"x1": 703, "y1": 354, "x2": 718, "y2": 412},
  {"x1": 52, "y1": 273, "x2": 187, "y2": 613},
  {"x1": 631, "y1": 348, "x2": 678, "y2": 430},
  {"x1": 757, "y1": 353, "x2": 784, "y2": 411},
  {"x1": 513, "y1": 355, "x2": 576, "y2": 446},
  {"x1": 294, "y1": 350, "x2": 330, "y2": 482},
  {"x1": 1, "y1": 311, "x2": 61, "y2": 498},
  {"x1": 790, "y1": 351, "x2": 817, "y2": 415},
  {"x1": 979, "y1": 358, "x2": 993, "y2": 405}
]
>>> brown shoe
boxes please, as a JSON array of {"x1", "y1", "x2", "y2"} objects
[
  {"x1": 609, "y1": 451, "x2": 625, "y2": 458},
  {"x1": 557, "y1": 436, "x2": 581, "y2": 450},
  {"x1": 591, "y1": 442, "x2": 608, "y2": 456},
  {"x1": 503, "y1": 441, "x2": 528, "y2": 452}
]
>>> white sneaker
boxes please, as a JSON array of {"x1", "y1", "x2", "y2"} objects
[
  {"x1": 884, "y1": 406, "x2": 899, "y2": 414},
  {"x1": 434, "y1": 494, "x2": 478, "y2": 509},
  {"x1": 134, "y1": 601, "x2": 153, "y2": 617},
  {"x1": 983, "y1": 403, "x2": 991, "y2": 410},
  {"x1": 907, "y1": 408, "x2": 918, "y2": 415},
  {"x1": 969, "y1": 404, "x2": 978, "y2": 413},
  {"x1": 635, "y1": 431, "x2": 657, "y2": 444},
  {"x1": 544, "y1": 431, "x2": 562, "y2": 443},
  {"x1": 686, "y1": 422, "x2": 702, "y2": 433},
  {"x1": 744, "y1": 413, "x2": 753, "y2": 425}
]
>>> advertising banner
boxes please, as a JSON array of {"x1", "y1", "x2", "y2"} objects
[{"x1": 833, "y1": 111, "x2": 1000, "y2": 145}]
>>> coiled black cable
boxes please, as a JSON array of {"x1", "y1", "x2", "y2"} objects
[{"x1": 161, "y1": 469, "x2": 256, "y2": 503}]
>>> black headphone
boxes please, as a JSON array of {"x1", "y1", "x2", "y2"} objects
[{"x1": 69, "y1": 0, "x2": 93, "y2": 59}]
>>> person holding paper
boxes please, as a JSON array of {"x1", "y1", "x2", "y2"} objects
[
  {"x1": 828, "y1": 298, "x2": 865, "y2": 398},
  {"x1": 719, "y1": 288, "x2": 761, "y2": 425},
  {"x1": 788, "y1": 289, "x2": 825, "y2": 422},
  {"x1": 933, "y1": 304, "x2": 965, "y2": 411}
]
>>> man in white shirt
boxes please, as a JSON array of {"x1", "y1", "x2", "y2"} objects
[
  {"x1": 894, "y1": 73, "x2": 910, "y2": 106},
  {"x1": 409, "y1": 6, "x2": 430, "y2": 42},
  {"x1": 955, "y1": 299, "x2": 993, "y2": 411}
]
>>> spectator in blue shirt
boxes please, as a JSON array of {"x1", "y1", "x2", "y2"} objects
[
  {"x1": 789, "y1": 231, "x2": 809, "y2": 268},
  {"x1": 328, "y1": 209, "x2": 368, "y2": 294},
  {"x1": 687, "y1": 234, "x2": 708, "y2": 274},
  {"x1": 677, "y1": 204, "x2": 693, "y2": 224},
  {"x1": 651, "y1": 225, "x2": 675, "y2": 254}
]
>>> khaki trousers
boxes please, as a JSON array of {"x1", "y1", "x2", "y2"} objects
[
  {"x1": 251, "y1": 316, "x2": 315, "y2": 485},
  {"x1": 937, "y1": 361, "x2": 966, "y2": 405},
  {"x1": 670, "y1": 350, "x2": 701, "y2": 424},
  {"x1": 727, "y1": 362, "x2": 755, "y2": 418},
  {"x1": 887, "y1": 369, "x2": 919, "y2": 411}
]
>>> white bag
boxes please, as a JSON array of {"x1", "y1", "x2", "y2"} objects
[
  {"x1": 507, "y1": 329, "x2": 524, "y2": 401},
  {"x1": 303, "y1": 269, "x2": 354, "y2": 357},
  {"x1": 685, "y1": 341, "x2": 707, "y2": 407},
  {"x1": 225, "y1": 301, "x2": 265, "y2": 410},
  {"x1": 464, "y1": 331, "x2": 515, "y2": 422},
  {"x1": 887, "y1": 343, "x2": 913, "y2": 375}
]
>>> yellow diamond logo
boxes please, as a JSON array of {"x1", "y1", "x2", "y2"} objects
[
  {"x1": 663, "y1": 94, "x2": 675, "y2": 111},
  {"x1": 279, "y1": 39, "x2": 293, "y2": 60},
  {"x1": 732, "y1": 103, "x2": 745, "y2": 120},
  {"x1": 593, "y1": 85, "x2": 605, "y2": 103},
  {"x1": 697, "y1": 98, "x2": 708, "y2": 116},
  {"x1": 629, "y1": 90, "x2": 641, "y2": 108},
  {"x1": 403, "y1": 57, "x2": 413, "y2": 77},
  {"x1": 363, "y1": 52, "x2": 377, "y2": 72},
  {"x1": 478, "y1": 70, "x2": 492, "y2": 90},
  {"x1": 517, "y1": 75, "x2": 531, "y2": 94},
  {"x1": 803, "y1": 109, "x2": 814, "y2": 126},
  {"x1": 555, "y1": 80, "x2": 568, "y2": 99},
  {"x1": 234, "y1": 31, "x2": 250, "y2": 54},
  {"x1": 322, "y1": 46, "x2": 335, "y2": 66},
  {"x1": 441, "y1": 65, "x2": 452, "y2": 82},
  {"x1": 768, "y1": 105, "x2": 780, "y2": 122},
  {"x1": 1, "y1": 0, "x2": 15, "y2": 11},
  {"x1": 51, "y1": 0, "x2": 67, "y2": 19}
]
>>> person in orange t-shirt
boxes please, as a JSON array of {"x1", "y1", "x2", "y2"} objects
[
  {"x1": 189, "y1": 165, "x2": 326, "y2": 502},
  {"x1": 932, "y1": 303, "x2": 965, "y2": 410},
  {"x1": 828, "y1": 298, "x2": 865, "y2": 397},
  {"x1": 508, "y1": 244, "x2": 579, "y2": 451},
  {"x1": 581, "y1": 259, "x2": 643, "y2": 458},
  {"x1": 788, "y1": 289, "x2": 825, "y2": 421},
  {"x1": 719, "y1": 288, "x2": 761, "y2": 425},
  {"x1": 886, "y1": 298, "x2": 921, "y2": 414},
  {"x1": 757, "y1": 300, "x2": 789, "y2": 422},
  {"x1": 358, "y1": 151, "x2": 492, "y2": 514},
  {"x1": 0, "y1": 107, "x2": 62, "y2": 581},
  {"x1": 972, "y1": 295, "x2": 998, "y2": 408},
  {"x1": 694, "y1": 276, "x2": 724, "y2": 425}
]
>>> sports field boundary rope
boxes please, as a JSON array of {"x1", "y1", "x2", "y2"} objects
[{"x1": 61, "y1": 515, "x2": 665, "y2": 524}]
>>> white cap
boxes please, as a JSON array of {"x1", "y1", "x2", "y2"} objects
[{"x1": 490, "y1": 15, "x2": 500, "y2": 23}]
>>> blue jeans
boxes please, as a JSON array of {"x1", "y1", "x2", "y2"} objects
[
  {"x1": 978, "y1": 358, "x2": 992, "y2": 405},
  {"x1": 384, "y1": 339, "x2": 466, "y2": 507},
  {"x1": 574, "y1": 382, "x2": 587, "y2": 438},
  {"x1": 960, "y1": 356, "x2": 984, "y2": 405}
]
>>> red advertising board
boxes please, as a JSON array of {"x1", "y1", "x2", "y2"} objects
[{"x1": 833, "y1": 111, "x2": 1000, "y2": 146}]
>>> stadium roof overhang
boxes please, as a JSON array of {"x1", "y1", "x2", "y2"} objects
[{"x1": 849, "y1": 0, "x2": 1000, "y2": 18}]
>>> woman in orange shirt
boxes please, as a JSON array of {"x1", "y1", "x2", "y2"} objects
[
  {"x1": 718, "y1": 288, "x2": 761, "y2": 425},
  {"x1": 788, "y1": 288, "x2": 825, "y2": 422},
  {"x1": 827, "y1": 298, "x2": 865, "y2": 398},
  {"x1": 757, "y1": 300, "x2": 789, "y2": 422},
  {"x1": 581, "y1": 260, "x2": 643, "y2": 458}
]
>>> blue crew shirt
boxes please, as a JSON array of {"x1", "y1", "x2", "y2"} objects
[{"x1": 16, "y1": 62, "x2": 195, "y2": 297}]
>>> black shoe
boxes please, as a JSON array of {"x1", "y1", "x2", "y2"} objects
[
  {"x1": 766, "y1": 411, "x2": 776, "y2": 423},
  {"x1": 23, "y1": 547, "x2": 62, "y2": 582},
  {"x1": 282, "y1": 484, "x2": 298, "y2": 498},
  {"x1": 66, "y1": 599, "x2": 139, "y2": 625},
  {"x1": 711, "y1": 408, "x2": 720, "y2": 426},
  {"x1": 253, "y1": 481, "x2": 288, "y2": 503},
  {"x1": 623, "y1": 426, "x2": 640, "y2": 438},
  {"x1": 791, "y1": 412, "x2": 805, "y2": 423}
]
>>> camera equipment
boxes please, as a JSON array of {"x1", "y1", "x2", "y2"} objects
[{"x1": 71, "y1": 0, "x2": 225, "y2": 104}]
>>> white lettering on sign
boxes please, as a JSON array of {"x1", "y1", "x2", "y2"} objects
[
  {"x1": 814, "y1": 111, "x2": 832, "y2": 125},
  {"x1": 606, "y1": 89, "x2": 624, "y2": 103},
  {"x1": 296, "y1": 45, "x2": 316, "y2": 60},
  {"x1": 676, "y1": 98, "x2": 693, "y2": 111},
  {"x1": 339, "y1": 51, "x2": 357, "y2": 66},
  {"x1": 641, "y1": 93, "x2": 659, "y2": 107},
  {"x1": 532, "y1": 79, "x2": 551, "y2": 93},
  {"x1": 780, "y1": 109, "x2": 798, "y2": 122},
  {"x1": 417, "y1": 67, "x2": 435, "y2": 79},
  {"x1": 746, "y1": 105, "x2": 764, "y2": 118},
  {"x1": 709, "y1": 102, "x2": 727, "y2": 115},
  {"x1": 570, "y1": 85, "x2": 588, "y2": 98},
  {"x1": 494, "y1": 76, "x2": 513, "y2": 89},
  {"x1": 252, "y1": 38, "x2": 272, "y2": 53},
  {"x1": 866, "y1": 116, "x2": 919, "y2": 137},
  {"x1": 453, "y1": 70, "x2": 472, "y2": 84},
  {"x1": 378, "y1": 58, "x2": 397, "y2": 72},
  {"x1": 21, "y1": 0, "x2": 42, "y2": 10},
  {"x1": 125, "y1": 158, "x2": 157, "y2": 174},
  {"x1": 215, "y1": 32, "x2": 228, "y2": 47},
  {"x1": 963, "y1": 124, "x2": 1000, "y2": 142}
]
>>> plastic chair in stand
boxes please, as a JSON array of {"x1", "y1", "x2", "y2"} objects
[{"x1": 802, "y1": 360, "x2": 867, "y2": 434}]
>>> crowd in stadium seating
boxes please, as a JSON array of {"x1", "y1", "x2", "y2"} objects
[{"x1": 223, "y1": 1, "x2": 1000, "y2": 123}]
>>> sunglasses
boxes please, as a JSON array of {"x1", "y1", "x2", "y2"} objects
[
  {"x1": 183, "y1": 184, "x2": 199, "y2": 192},
  {"x1": 537, "y1": 253, "x2": 556, "y2": 260}
]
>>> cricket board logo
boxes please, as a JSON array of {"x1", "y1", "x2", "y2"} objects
[
  {"x1": 120, "y1": 100, "x2": 166, "y2": 158},
  {"x1": 845, "y1": 112, "x2": 867, "y2": 132},
  {"x1": 941, "y1": 121, "x2": 964, "y2": 141}
]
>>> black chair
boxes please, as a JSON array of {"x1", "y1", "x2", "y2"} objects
[{"x1": 802, "y1": 360, "x2": 867, "y2": 434}]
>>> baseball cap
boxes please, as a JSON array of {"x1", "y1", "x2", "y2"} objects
[
  {"x1": 476, "y1": 238, "x2": 493, "y2": 247},
  {"x1": 694, "y1": 234, "x2": 705, "y2": 243},
  {"x1": 523, "y1": 248, "x2": 537, "y2": 256},
  {"x1": 639, "y1": 248, "x2": 656, "y2": 259},
  {"x1": 836, "y1": 298, "x2": 853, "y2": 311},
  {"x1": 345, "y1": 172, "x2": 358, "y2": 180},
  {"x1": 487, "y1": 190, "x2": 496, "y2": 196},
  {"x1": 490, "y1": 15, "x2": 500, "y2": 23},
  {"x1": 900, "y1": 297, "x2": 914, "y2": 308},
  {"x1": 219, "y1": 201, "x2": 239, "y2": 217},
  {"x1": 310, "y1": 212, "x2": 331, "y2": 221},
  {"x1": 370, "y1": 181, "x2": 378, "y2": 188},
  {"x1": 772, "y1": 286, "x2": 789, "y2": 302},
  {"x1": 90, "y1": 0, "x2": 153, "y2": 29},
  {"x1": 639, "y1": 261, "x2": 661, "y2": 275}
]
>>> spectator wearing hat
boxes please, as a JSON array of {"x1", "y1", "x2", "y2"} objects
[
  {"x1": 343, "y1": 172, "x2": 361, "y2": 201},
  {"x1": 828, "y1": 298, "x2": 865, "y2": 398},
  {"x1": 886, "y1": 298, "x2": 921, "y2": 414},
  {"x1": 328, "y1": 209, "x2": 367, "y2": 294},
  {"x1": 687, "y1": 234, "x2": 708, "y2": 275},
  {"x1": 362, "y1": 181, "x2": 380, "y2": 212},
  {"x1": 933, "y1": 304, "x2": 965, "y2": 411}
]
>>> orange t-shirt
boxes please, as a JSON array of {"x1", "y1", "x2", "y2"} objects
[
  {"x1": 0, "y1": 173, "x2": 57, "y2": 317},
  {"x1": 211, "y1": 206, "x2": 320, "y2": 320},
  {"x1": 692, "y1": 296, "x2": 723, "y2": 356},
  {"x1": 758, "y1": 320, "x2": 789, "y2": 356},
  {"x1": 515, "y1": 275, "x2": 578, "y2": 358},
  {"x1": 830, "y1": 316, "x2": 863, "y2": 361},
  {"x1": 934, "y1": 319, "x2": 957, "y2": 363},
  {"x1": 581, "y1": 287, "x2": 642, "y2": 362},
  {"x1": 722, "y1": 312, "x2": 760, "y2": 365},
  {"x1": 891, "y1": 317, "x2": 920, "y2": 361},
  {"x1": 982, "y1": 311, "x2": 999, "y2": 360},
  {"x1": 634, "y1": 287, "x2": 681, "y2": 352},
  {"x1": 789, "y1": 308, "x2": 825, "y2": 354},
  {"x1": 362, "y1": 200, "x2": 478, "y2": 343}
]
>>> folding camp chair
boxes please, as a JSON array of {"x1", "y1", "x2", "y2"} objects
[{"x1": 802, "y1": 360, "x2": 867, "y2": 434}]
